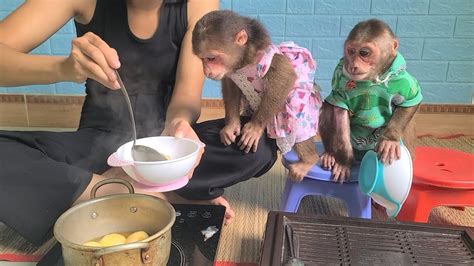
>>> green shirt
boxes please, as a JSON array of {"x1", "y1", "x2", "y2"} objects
[{"x1": 325, "y1": 52, "x2": 423, "y2": 159}]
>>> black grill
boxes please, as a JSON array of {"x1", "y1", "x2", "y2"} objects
[{"x1": 260, "y1": 212, "x2": 474, "y2": 265}]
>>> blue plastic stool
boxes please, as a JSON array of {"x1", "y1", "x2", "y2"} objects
[{"x1": 280, "y1": 142, "x2": 372, "y2": 219}]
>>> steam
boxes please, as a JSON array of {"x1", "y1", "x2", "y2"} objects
[{"x1": 72, "y1": 51, "x2": 173, "y2": 174}]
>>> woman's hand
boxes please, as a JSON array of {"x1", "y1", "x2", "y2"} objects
[
  {"x1": 61, "y1": 32, "x2": 121, "y2": 90},
  {"x1": 162, "y1": 118, "x2": 205, "y2": 178}
]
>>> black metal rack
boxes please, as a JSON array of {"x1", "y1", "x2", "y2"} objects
[{"x1": 260, "y1": 212, "x2": 474, "y2": 265}]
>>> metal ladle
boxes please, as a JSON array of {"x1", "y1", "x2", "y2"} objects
[{"x1": 115, "y1": 70, "x2": 169, "y2": 162}]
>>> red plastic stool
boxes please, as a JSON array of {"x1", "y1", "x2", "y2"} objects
[{"x1": 397, "y1": 146, "x2": 474, "y2": 223}]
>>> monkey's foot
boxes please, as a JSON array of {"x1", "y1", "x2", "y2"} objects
[
  {"x1": 331, "y1": 163, "x2": 351, "y2": 183},
  {"x1": 372, "y1": 200, "x2": 384, "y2": 210},
  {"x1": 320, "y1": 152, "x2": 336, "y2": 169},
  {"x1": 288, "y1": 162, "x2": 314, "y2": 182}
]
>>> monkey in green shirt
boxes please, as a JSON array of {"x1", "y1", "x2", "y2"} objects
[{"x1": 319, "y1": 19, "x2": 422, "y2": 183}]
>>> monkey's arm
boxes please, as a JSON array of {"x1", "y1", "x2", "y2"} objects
[
  {"x1": 318, "y1": 102, "x2": 353, "y2": 182},
  {"x1": 222, "y1": 77, "x2": 242, "y2": 125},
  {"x1": 238, "y1": 54, "x2": 297, "y2": 153},
  {"x1": 220, "y1": 77, "x2": 242, "y2": 145},
  {"x1": 384, "y1": 104, "x2": 419, "y2": 140},
  {"x1": 377, "y1": 104, "x2": 420, "y2": 164},
  {"x1": 254, "y1": 54, "x2": 297, "y2": 125}
]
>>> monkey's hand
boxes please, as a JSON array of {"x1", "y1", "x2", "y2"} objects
[
  {"x1": 220, "y1": 121, "x2": 241, "y2": 146},
  {"x1": 332, "y1": 162, "x2": 351, "y2": 184},
  {"x1": 320, "y1": 152, "x2": 336, "y2": 170},
  {"x1": 319, "y1": 153, "x2": 351, "y2": 182},
  {"x1": 376, "y1": 135, "x2": 401, "y2": 165},
  {"x1": 238, "y1": 121, "x2": 264, "y2": 153}
]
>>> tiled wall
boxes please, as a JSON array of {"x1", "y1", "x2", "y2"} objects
[
  {"x1": 0, "y1": 0, "x2": 84, "y2": 94},
  {"x1": 1, "y1": 0, "x2": 473, "y2": 103}
]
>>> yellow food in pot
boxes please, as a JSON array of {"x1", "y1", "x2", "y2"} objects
[
  {"x1": 83, "y1": 231, "x2": 150, "y2": 247},
  {"x1": 126, "y1": 231, "x2": 149, "y2": 243},
  {"x1": 83, "y1": 241, "x2": 102, "y2": 247},
  {"x1": 99, "y1": 233, "x2": 126, "y2": 247}
]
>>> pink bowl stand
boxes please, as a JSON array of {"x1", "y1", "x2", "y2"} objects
[
  {"x1": 108, "y1": 152, "x2": 190, "y2": 192},
  {"x1": 132, "y1": 175, "x2": 189, "y2": 192}
]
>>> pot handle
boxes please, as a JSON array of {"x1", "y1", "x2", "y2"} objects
[
  {"x1": 90, "y1": 178, "x2": 135, "y2": 199},
  {"x1": 94, "y1": 241, "x2": 150, "y2": 257}
]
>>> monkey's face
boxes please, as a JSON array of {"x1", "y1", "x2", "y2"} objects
[
  {"x1": 194, "y1": 29, "x2": 248, "y2": 80},
  {"x1": 342, "y1": 41, "x2": 382, "y2": 81},
  {"x1": 198, "y1": 49, "x2": 242, "y2": 80}
]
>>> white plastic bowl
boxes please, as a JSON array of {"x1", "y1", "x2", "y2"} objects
[
  {"x1": 108, "y1": 136, "x2": 201, "y2": 191},
  {"x1": 359, "y1": 144, "x2": 413, "y2": 217}
]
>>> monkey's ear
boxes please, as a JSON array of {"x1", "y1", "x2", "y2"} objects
[{"x1": 235, "y1": 30, "x2": 248, "y2": 46}]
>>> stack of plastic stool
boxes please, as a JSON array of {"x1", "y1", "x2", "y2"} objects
[
  {"x1": 397, "y1": 146, "x2": 474, "y2": 223},
  {"x1": 280, "y1": 142, "x2": 371, "y2": 219}
]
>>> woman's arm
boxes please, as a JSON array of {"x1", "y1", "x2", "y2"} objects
[
  {"x1": 0, "y1": 0, "x2": 120, "y2": 89},
  {"x1": 164, "y1": 0, "x2": 219, "y2": 136},
  {"x1": 0, "y1": 0, "x2": 77, "y2": 86}
]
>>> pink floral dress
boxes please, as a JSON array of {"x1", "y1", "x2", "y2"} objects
[{"x1": 228, "y1": 41, "x2": 321, "y2": 154}]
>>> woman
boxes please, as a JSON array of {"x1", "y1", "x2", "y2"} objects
[{"x1": 0, "y1": 0, "x2": 278, "y2": 245}]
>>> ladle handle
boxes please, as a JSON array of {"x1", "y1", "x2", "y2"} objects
[
  {"x1": 115, "y1": 70, "x2": 137, "y2": 146},
  {"x1": 285, "y1": 224, "x2": 296, "y2": 258}
]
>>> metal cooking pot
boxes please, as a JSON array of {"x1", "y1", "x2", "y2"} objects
[{"x1": 53, "y1": 179, "x2": 175, "y2": 265}]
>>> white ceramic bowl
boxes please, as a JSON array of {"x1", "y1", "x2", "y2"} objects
[
  {"x1": 108, "y1": 136, "x2": 201, "y2": 190},
  {"x1": 359, "y1": 144, "x2": 413, "y2": 217}
]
